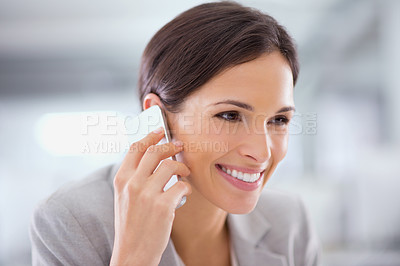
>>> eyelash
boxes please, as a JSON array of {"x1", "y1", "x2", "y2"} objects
[
  {"x1": 215, "y1": 111, "x2": 290, "y2": 126},
  {"x1": 268, "y1": 116, "x2": 290, "y2": 126},
  {"x1": 215, "y1": 111, "x2": 242, "y2": 122}
]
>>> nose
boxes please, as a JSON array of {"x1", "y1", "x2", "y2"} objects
[{"x1": 238, "y1": 125, "x2": 271, "y2": 163}]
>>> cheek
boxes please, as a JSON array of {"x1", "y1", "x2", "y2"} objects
[
  {"x1": 270, "y1": 132, "x2": 289, "y2": 162},
  {"x1": 173, "y1": 120, "x2": 223, "y2": 177},
  {"x1": 261, "y1": 133, "x2": 289, "y2": 188},
  {"x1": 174, "y1": 119, "x2": 240, "y2": 183}
]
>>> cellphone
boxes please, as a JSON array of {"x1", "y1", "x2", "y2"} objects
[{"x1": 125, "y1": 105, "x2": 186, "y2": 208}]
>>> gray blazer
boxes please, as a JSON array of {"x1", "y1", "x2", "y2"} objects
[{"x1": 29, "y1": 163, "x2": 321, "y2": 266}]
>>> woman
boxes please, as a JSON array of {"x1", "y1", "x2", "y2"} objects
[{"x1": 30, "y1": 1, "x2": 320, "y2": 265}]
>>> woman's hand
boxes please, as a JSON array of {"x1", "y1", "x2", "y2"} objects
[{"x1": 110, "y1": 128, "x2": 191, "y2": 266}]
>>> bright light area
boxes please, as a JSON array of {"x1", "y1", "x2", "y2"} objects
[{"x1": 34, "y1": 111, "x2": 132, "y2": 156}]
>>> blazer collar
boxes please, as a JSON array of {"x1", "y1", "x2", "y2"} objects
[
  {"x1": 159, "y1": 209, "x2": 287, "y2": 266},
  {"x1": 227, "y1": 208, "x2": 271, "y2": 247},
  {"x1": 226, "y1": 209, "x2": 288, "y2": 266}
]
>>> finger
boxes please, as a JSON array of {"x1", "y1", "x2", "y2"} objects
[
  {"x1": 115, "y1": 127, "x2": 165, "y2": 188},
  {"x1": 161, "y1": 181, "x2": 192, "y2": 208},
  {"x1": 137, "y1": 141, "x2": 184, "y2": 177},
  {"x1": 121, "y1": 127, "x2": 165, "y2": 171},
  {"x1": 146, "y1": 159, "x2": 191, "y2": 190}
]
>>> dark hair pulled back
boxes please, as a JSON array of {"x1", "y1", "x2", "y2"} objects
[{"x1": 138, "y1": 1, "x2": 299, "y2": 112}]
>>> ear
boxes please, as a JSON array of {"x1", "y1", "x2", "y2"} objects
[{"x1": 142, "y1": 93, "x2": 163, "y2": 110}]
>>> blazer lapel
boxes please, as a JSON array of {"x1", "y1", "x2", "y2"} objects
[
  {"x1": 227, "y1": 210, "x2": 287, "y2": 266},
  {"x1": 159, "y1": 211, "x2": 287, "y2": 266}
]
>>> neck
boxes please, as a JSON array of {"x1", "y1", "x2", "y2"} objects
[{"x1": 171, "y1": 187, "x2": 229, "y2": 258}]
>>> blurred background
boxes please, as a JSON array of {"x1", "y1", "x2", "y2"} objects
[{"x1": 1, "y1": 0, "x2": 399, "y2": 265}]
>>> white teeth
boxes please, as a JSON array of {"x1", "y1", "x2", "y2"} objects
[
  {"x1": 238, "y1": 171, "x2": 243, "y2": 179},
  {"x1": 231, "y1": 169, "x2": 238, "y2": 178},
  {"x1": 243, "y1": 173, "x2": 251, "y2": 182},
  {"x1": 219, "y1": 165, "x2": 261, "y2": 183}
]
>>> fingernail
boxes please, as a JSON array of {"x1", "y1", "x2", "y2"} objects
[
  {"x1": 173, "y1": 140, "x2": 183, "y2": 147},
  {"x1": 153, "y1": 127, "x2": 164, "y2": 134}
]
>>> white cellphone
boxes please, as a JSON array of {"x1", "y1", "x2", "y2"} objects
[{"x1": 125, "y1": 105, "x2": 186, "y2": 208}]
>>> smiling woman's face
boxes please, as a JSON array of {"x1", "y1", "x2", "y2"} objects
[{"x1": 166, "y1": 51, "x2": 295, "y2": 214}]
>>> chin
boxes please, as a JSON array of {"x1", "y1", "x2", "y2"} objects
[
  {"x1": 220, "y1": 194, "x2": 260, "y2": 214},
  {"x1": 226, "y1": 204, "x2": 258, "y2": 215}
]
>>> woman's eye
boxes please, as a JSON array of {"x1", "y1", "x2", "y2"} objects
[
  {"x1": 269, "y1": 116, "x2": 289, "y2": 126},
  {"x1": 215, "y1": 111, "x2": 242, "y2": 122}
]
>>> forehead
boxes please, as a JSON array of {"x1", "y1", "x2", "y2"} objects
[{"x1": 182, "y1": 51, "x2": 294, "y2": 113}]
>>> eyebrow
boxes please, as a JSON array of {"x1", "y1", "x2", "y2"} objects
[{"x1": 210, "y1": 99, "x2": 296, "y2": 113}]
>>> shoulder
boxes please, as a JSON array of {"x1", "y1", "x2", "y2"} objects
[
  {"x1": 30, "y1": 163, "x2": 120, "y2": 265},
  {"x1": 33, "y1": 163, "x2": 117, "y2": 227},
  {"x1": 47, "y1": 163, "x2": 116, "y2": 204},
  {"x1": 32, "y1": 162, "x2": 119, "y2": 232},
  {"x1": 258, "y1": 189, "x2": 321, "y2": 266}
]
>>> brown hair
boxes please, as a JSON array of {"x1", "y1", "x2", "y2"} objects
[{"x1": 138, "y1": 1, "x2": 299, "y2": 113}]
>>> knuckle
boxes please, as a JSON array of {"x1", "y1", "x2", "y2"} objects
[
  {"x1": 146, "y1": 144, "x2": 157, "y2": 153},
  {"x1": 113, "y1": 176, "x2": 122, "y2": 190},
  {"x1": 162, "y1": 159, "x2": 177, "y2": 171},
  {"x1": 162, "y1": 144, "x2": 171, "y2": 153},
  {"x1": 126, "y1": 182, "x2": 140, "y2": 195},
  {"x1": 183, "y1": 166, "x2": 191, "y2": 176},
  {"x1": 178, "y1": 181, "x2": 190, "y2": 192},
  {"x1": 129, "y1": 142, "x2": 140, "y2": 152},
  {"x1": 174, "y1": 181, "x2": 191, "y2": 195},
  {"x1": 149, "y1": 143, "x2": 173, "y2": 154},
  {"x1": 137, "y1": 190, "x2": 152, "y2": 204},
  {"x1": 160, "y1": 159, "x2": 172, "y2": 167},
  {"x1": 130, "y1": 141, "x2": 148, "y2": 153},
  {"x1": 167, "y1": 142, "x2": 176, "y2": 151},
  {"x1": 175, "y1": 162, "x2": 189, "y2": 176},
  {"x1": 113, "y1": 173, "x2": 126, "y2": 191},
  {"x1": 154, "y1": 198, "x2": 171, "y2": 212},
  {"x1": 176, "y1": 181, "x2": 186, "y2": 190}
]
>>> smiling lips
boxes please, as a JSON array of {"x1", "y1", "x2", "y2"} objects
[
  {"x1": 221, "y1": 165, "x2": 261, "y2": 182},
  {"x1": 216, "y1": 164, "x2": 265, "y2": 191}
]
